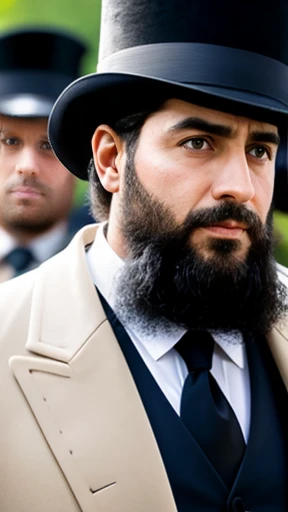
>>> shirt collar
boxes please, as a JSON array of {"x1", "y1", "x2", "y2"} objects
[
  {"x1": 30, "y1": 221, "x2": 68, "y2": 262},
  {"x1": 86, "y1": 222, "x2": 244, "y2": 368},
  {"x1": 211, "y1": 330, "x2": 244, "y2": 368},
  {"x1": 0, "y1": 221, "x2": 68, "y2": 263},
  {"x1": 0, "y1": 227, "x2": 15, "y2": 259}
]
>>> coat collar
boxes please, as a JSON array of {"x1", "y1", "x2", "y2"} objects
[
  {"x1": 266, "y1": 321, "x2": 288, "y2": 390},
  {"x1": 11, "y1": 224, "x2": 177, "y2": 512},
  {"x1": 25, "y1": 224, "x2": 101, "y2": 361}
]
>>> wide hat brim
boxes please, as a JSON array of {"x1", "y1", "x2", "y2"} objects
[
  {"x1": 48, "y1": 44, "x2": 288, "y2": 181},
  {"x1": 0, "y1": 95, "x2": 55, "y2": 117}
]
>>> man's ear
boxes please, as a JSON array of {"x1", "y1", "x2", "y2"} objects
[{"x1": 91, "y1": 125, "x2": 123, "y2": 193}]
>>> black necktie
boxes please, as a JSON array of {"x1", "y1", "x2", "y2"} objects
[
  {"x1": 175, "y1": 330, "x2": 246, "y2": 488},
  {"x1": 5, "y1": 247, "x2": 35, "y2": 276}
]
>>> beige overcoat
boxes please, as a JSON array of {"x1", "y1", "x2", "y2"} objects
[{"x1": 0, "y1": 224, "x2": 288, "y2": 512}]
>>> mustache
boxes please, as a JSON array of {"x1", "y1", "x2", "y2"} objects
[
  {"x1": 124, "y1": 200, "x2": 269, "y2": 259},
  {"x1": 5, "y1": 176, "x2": 50, "y2": 196},
  {"x1": 182, "y1": 201, "x2": 266, "y2": 240}
]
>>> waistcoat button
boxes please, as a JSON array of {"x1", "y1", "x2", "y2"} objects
[{"x1": 231, "y1": 497, "x2": 250, "y2": 512}]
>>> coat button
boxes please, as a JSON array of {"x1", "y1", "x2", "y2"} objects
[{"x1": 231, "y1": 497, "x2": 250, "y2": 512}]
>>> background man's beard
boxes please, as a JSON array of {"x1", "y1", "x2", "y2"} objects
[{"x1": 113, "y1": 158, "x2": 287, "y2": 337}]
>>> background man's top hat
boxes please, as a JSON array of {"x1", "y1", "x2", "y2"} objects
[
  {"x1": 0, "y1": 26, "x2": 87, "y2": 118},
  {"x1": 48, "y1": 0, "x2": 288, "y2": 182}
]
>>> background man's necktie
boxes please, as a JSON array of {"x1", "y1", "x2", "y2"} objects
[
  {"x1": 175, "y1": 330, "x2": 246, "y2": 488},
  {"x1": 4, "y1": 247, "x2": 35, "y2": 277}
]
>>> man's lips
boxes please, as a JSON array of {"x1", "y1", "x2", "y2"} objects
[
  {"x1": 200, "y1": 220, "x2": 248, "y2": 238},
  {"x1": 10, "y1": 186, "x2": 44, "y2": 199}
]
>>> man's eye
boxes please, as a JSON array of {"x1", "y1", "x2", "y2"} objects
[
  {"x1": 249, "y1": 146, "x2": 270, "y2": 159},
  {"x1": 183, "y1": 138, "x2": 211, "y2": 150},
  {"x1": 2, "y1": 137, "x2": 18, "y2": 146},
  {"x1": 41, "y1": 141, "x2": 52, "y2": 150}
]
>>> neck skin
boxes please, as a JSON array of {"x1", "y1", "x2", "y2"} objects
[{"x1": 106, "y1": 199, "x2": 128, "y2": 259}]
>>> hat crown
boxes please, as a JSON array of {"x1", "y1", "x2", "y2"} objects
[
  {"x1": 99, "y1": 0, "x2": 288, "y2": 65},
  {"x1": 0, "y1": 27, "x2": 88, "y2": 117},
  {"x1": 0, "y1": 27, "x2": 86, "y2": 76}
]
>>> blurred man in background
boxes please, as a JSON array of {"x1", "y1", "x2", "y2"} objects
[{"x1": 0, "y1": 27, "x2": 88, "y2": 282}]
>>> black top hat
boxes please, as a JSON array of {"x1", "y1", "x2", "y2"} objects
[
  {"x1": 48, "y1": 0, "x2": 288, "y2": 181},
  {"x1": 0, "y1": 26, "x2": 87, "y2": 118}
]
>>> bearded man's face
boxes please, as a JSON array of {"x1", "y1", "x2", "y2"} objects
[{"x1": 100, "y1": 100, "x2": 287, "y2": 335}]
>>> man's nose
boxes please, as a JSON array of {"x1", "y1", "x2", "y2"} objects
[
  {"x1": 15, "y1": 148, "x2": 40, "y2": 177},
  {"x1": 211, "y1": 152, "x2": 255, "y2": 204}
]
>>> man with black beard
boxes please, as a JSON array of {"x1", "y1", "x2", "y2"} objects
[
  {"x1": 112, "y1": 134, "x2": 284, "y2": 335},
  {"x1": 1, "y1": 0, "x2": 288, "y2": 511}
]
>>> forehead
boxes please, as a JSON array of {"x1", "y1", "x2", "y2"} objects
[
  {"x1": 0, "y1": 114, "x2": 48, "y2": 132},
  {"x1": 149, "y1": 98, "x2": 279, "y2": 134}
]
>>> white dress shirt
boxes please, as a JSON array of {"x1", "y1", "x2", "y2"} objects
[
  {"x1": 86, "y1": 223, "x2": 251, "y2": 442},
  {"x1": 0, "y1": 221, "x2": 69, "y2": 264}
]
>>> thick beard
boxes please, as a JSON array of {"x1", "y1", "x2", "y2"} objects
[{"x1": 113, "y1": 156, "x2": 288, "y2": 338}]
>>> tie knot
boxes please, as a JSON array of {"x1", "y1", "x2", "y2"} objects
[
  {"x1": 5, "y1": 246, "x2": 35, "y2": 273},
  {"x1": 175, "y1": 330, "x2": 214, "y2": 372}
]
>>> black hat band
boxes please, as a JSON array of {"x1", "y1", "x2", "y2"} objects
[{"x1": 98, "y1": 43, "x2": 288, "y2": 106}]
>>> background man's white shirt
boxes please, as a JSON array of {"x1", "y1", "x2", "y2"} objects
[{"x1": 0, "y1": 221, "x2": 69, "y2": 264}]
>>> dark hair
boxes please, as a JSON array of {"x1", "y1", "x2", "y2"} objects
[{"x1": 88, "y1": 104, "x2": 164, "y2": 221}]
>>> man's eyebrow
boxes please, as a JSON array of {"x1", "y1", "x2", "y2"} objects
[
  {"x1": 167, "y1": 117, "x2": 281, "y2": 146},
  {"x1": 168, "y1": 117, "x2": 232, "y2": 137},
  {"x1": 250, "y1": 131, "x2": 280, "y2": 146}
]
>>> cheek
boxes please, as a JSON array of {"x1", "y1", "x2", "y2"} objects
[
  {"x1": 0, "y1": 161, "x2": 15, "y2": 190},
  {"x1": 0, "y1": 153, "x2": 13, "y2": 173},
  {"x1": 50, "y1": 166, "x2": 74, "y2": 188},
  {"x1": 0, "y1": 176, "x2": 5, "y2": 198},
  {"x1": 252, "y1": 172, "x2": 275, "y2": 222},
  {"x1": 135, "y1": 154, "x2": 210, "y2": 219}
]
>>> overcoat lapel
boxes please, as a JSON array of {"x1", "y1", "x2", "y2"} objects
[
  {"x1": 9, "y1": 225, "x2": 177, "y2": 512},
  {"x1": 266, "y1": 262, "x2": 288, "y2": 390},
  {"x1": 267, "y1": 321, "x2": 288, "y2": 390},
  {"x1": 8, "y1": 224, "x2": 288, "y2": 511}
]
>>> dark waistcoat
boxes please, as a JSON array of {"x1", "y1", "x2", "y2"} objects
[{"x1": 100, "y1": 294, "x2": 288, "y2": 512}]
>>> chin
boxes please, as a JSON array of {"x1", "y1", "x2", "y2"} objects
[
  {"x1": 193, "y1": 245, "x2": 250, "y2": 277},
  {"x1": 6, "y1": 214, "x2": 53, "y2": 232},
  {"x1": 204, "y1": 236, "x2": 249, "y2": 257}
]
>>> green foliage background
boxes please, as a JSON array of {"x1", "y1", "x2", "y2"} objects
[
  {"x1": 273, "y1": 211, "x2": 288, "y2": 266},
  {"x1": 1, "y1": 0, "x2": 288, "y2": 265}
]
